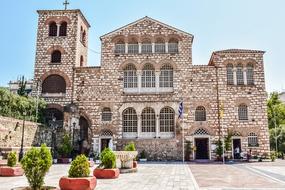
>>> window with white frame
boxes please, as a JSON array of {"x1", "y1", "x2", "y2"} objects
[
  {"x1": 238, "y1": 104, "x2": 248, "y2": 121},
  {"x1": 123, "y1": 108, "x2": 138, "y2": 133},
  {"x1": 115, "y1": 39, "x2": 125, "y2": 54},
  {"x1": 141, "y1": 64, "x2": 155, "y2": 88},
  {"x1": 236, "y1": 64, "x2": 244, "y2": 85},
  {"x1": 246, "y1": 63, "x2": 254, "y2": 85},
  {"x1": 195, "y1": 106, "x2": 206, "y2": 121},
  {"x1": 155, "y1": 38, "x2": 165, "y2": 53},
  {"x1": 159, "y1": 107, "x2": 175, "y2": 132},
  {"x1": 226, "y1": 64, "x2": 234, "y2": 85},
  {"x1": 128, "y1": 43, "x2": 139, "y2": 54},
  {"x1": 159, "y1": 64, "x2": 173, "y2": 88},
  {"x1": 168, "y1": 38, "x2": 178, "y2": 53},
  {"x1": 124, "y1": 64, "x2": 138, "y2": 88},
  {"x1": 102, "y1": 107, "x2": 112, "y2": 121},
  {"x1": 141, "y1": 39, "x2": 152, "y2": 54},
  {"x1": 248, "y1": 132, "x2": 258, "y2": 147},
  {"x1": 141, "y1": 107, "x2": 156, "y2": 133}
]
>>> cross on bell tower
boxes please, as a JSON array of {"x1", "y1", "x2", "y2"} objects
[{"x1": 63, "y1": 0, "x2": 70, "y2": 10}]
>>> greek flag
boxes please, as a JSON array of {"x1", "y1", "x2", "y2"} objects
[{"x1": 178, "y1": 101, "x2": 183, "y2": 119}]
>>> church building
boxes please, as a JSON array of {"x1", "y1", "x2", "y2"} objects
[{"x1": 32, "y1": 8, "x2": 270, "y2": 160}]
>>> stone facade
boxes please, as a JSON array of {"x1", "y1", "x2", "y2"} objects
[{"x1": 32, "y1": 9, "x2": 270, "y2": 160}]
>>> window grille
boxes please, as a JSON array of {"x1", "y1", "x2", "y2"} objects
[
  {"x1": 123, "y1": 108, "x2": 138, "y2": 133},
  {"x1": 248, "y1": 132, "x2": 258, "y2": 147},
  {"x1": 49, "y1": 22, "x2": 57, "y2": 37},
  {"x1": 102, "y1": 107, "x2": 112, "y2": 121},
  {"x1": 142, "y1": 64, "x2": 155, "y2": 88},
  {"x1": 59, "y1": 22, "x2": 67, "y2": 36},
  {"x1": 51, "y1": 50, "x2": 62, "y2": 63},
  {"x1": 236, "y1": 64, "x2": 244, "y2": 85},
  {"x1": 115, "y1": 44, "x2": 125, "y2": 54},
  {"x1": 246, "y1": 63, "x2": 254, "y2": 85},
  {"x1": 141, "y1": 43, "x2": 152, "y2": 54},
  {"x1": 141, "y1": 107, "x2": 156, "y2": 133},
  {"x1": 42, "y1": 75, "x2": 66, "y2": 93},
  {"x1": 238, "y1": 104, "x2": 248, "y2": 120},
  {"x1": 155, "y1": 43, "x2": 165, "y2": 53},
  {"x1": 128, "y1": 44, "x2": 139, "y2": 54},
  {"x1": 168, "y1": 43, "x2": 178, "y2": 53},
  {"x1": 159, "y1": 107, "x2": 174, "y2": 132},
  {"x1": 123, "y1": 64, "x2": 138, "y2": 88},
  {"x1": 227, "y1": 64, "x2": 234, "y2": 85},
  {"x1": 159, "y1": 64, "x2": 173, "y2": 88},
  {"x1": 193, "y1": 128, "x2": 209, "y2": 135},
  {"x1": 195, "y1": 106, "x2": 206, "y2": 121}
]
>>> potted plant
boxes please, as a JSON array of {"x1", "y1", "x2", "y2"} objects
[
  {"x1": 139, "y1": 150, "x2": 147, "y2": 162},
  {"x1": 58, "y1": 134, "x2": 73, "y2": 163},
  {"x1": 59, "y1": 154, "x2": 97, "y2": 190},
  {"x1": 124, "y1": 142, "x2": 137, "y2": 168},
  {"x1": 93, "y1": 148, "x2": 119, "y2": 179},
  {"x1": 0, "y1": 151, "x2": 24, "y2": 176},
  {"x1": 215, "y1": 139, "x2": 223, "y2": 161},
  {"x1": 16, "y1": 144, "x2": 57, "y2": 190}
]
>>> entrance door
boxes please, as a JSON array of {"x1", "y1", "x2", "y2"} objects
[
  {"x1": 101, "y1": 139, "x2": 110, "y2": 152},
  {"x1": 195, "y1": 138, "x2": 209, "y2": 159},
  {"x1": 233, "y1": 139, "x2": 241, "y2": 159}
]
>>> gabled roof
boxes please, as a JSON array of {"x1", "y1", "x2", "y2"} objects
[{"x1": 100, "y1": 16, "x2": 193, "y2": 39}]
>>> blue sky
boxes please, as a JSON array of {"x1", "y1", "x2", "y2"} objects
[{"x1": 0, "y1": 0, "x2": 284, "y2": 92}]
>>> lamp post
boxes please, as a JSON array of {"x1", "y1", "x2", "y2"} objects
[{"x1": 19, "y1": 112, "x2": 26, "y2": 161}]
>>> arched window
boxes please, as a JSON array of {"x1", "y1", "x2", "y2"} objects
[
  {"x1": 238, "y1": 104, "x2": 248, "y2": 121},
  {"x1": 115, "y1": 39, "x2": 125, "y2": 54},
  {"x1": 160, "y1": 107, "x2": 175, "y2": 133},
  {"x1": 82, "y1": 31, "x2": 86, "y2": 46},
  {"x1": 123, "y1": 64, "x2": 137, "y2": 88},
  {"x1": 236, "y1": 64, "x2": 244, "y2": 85},
  {"x1": 59, "y1": 22, "x2": 67, "y2": 36},
  {"x1": 102, "y1": 107, "x2": 112, "y2": 122},
  {"x1": 168, "y1": 38, "x2": 178, "y2": 53},
  {"x1": 49, "y1": 22, "x2": 57, "y2": 37},
  {"x1": 248, "y1": 132, "x2": 258, "y2": 147},
  {"x1": 79, "y1": 116, "x2": 89, "y2": 141},
  {"x1": 142, "y1": 64, "x2": 155, "y2": 88},
  {"x1": 195, "y1": 106, "x2": 206, "y2": 121},
  {"x1": 141, "y1": 107, "x2": 156, "y2": 133},
  {"x1": 141, "y1": 38, "x2": 152, "y2": 54},
  {"x1": 227, "y1": 64, "x2": 234, "y2": 85},
  {"x1": 51, "y1": 50, "x2": 61, "y2": 63},
  {"x1": 42, "y1": 75, "x2": 66, "y2": 94},
  {"x1": 155, "y1": 38, "x2": 165, "y2": 53},
  {"x1": 159, "y1": 64, "x2": 173, "y2": 88},
  {"x1": 123, "y1": 108, "x2": 138, "y2": 136},
  {"x1": 246, "y1": 63, "x2": 254, "y2": 85},
  {"x1": 80, "y1": 56, "x2": 84, "y2": 67},
  {"x1": 128, "y1": 37, "x2": 139, "y2": 54},
  {"x1": 44, "y1": 108, "x2": 63, "y2": 125}
]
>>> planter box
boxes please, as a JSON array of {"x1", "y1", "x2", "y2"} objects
[
  {"x1": 11, "y1": 186, "x2": 58, "y2": 190},
  {"x1": 0, "y1": 166, "x2": 24, "y2": 176},
  {"x1": 93, "y1": 168, "x2": 119, "y2": 179},
  {"x1": 59, "y1": 176, "x2": 96, "y2": 190}
]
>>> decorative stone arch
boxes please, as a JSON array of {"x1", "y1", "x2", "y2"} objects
[
  {"x1": 111, "y1": 35, "x2": 126, "y2": 43},
  {"x1": 79, "y1": 110, "x2": 93, "y2": 129},
  {"x1": 127, "y1": 35, "x2": 139, "y2": 43},
  {"x1": 154, "y1": 35, "x2": 166, "y2": 43},
  {"x1": 140, "y1": 59, "x2": 157, "y2": 70},
  {"x1": 119, "y1": 59, "x2": 139, "y2": 70},
  {"x1": 192, "y1": 100, "x2": 211, "y2": 111},
  {"x1": 231, "y1": 130, "x2": 242, "y2": 137},
  {"x1": 43, "y1": 103, "x2": 64, "y2": 124},
  {"x1": 235, "y1": 97, "x2": 250, "y2": 107},
  {"x1": 44, "y1": 16, "x2": 71, "y2": 25},
  {"x1": 40, "y1": 70, "x2": 71, "y2": 87},
  {"x1": 244, "y1": 58, "x2": 258, "y2": 67},
  {"x1": 166, "y1": 34, "x2": 182, "y2": 42},
  {"x1": 140, "y1": 35, "x2": 153, "y2": 43},
  {"x1": 158, "y1": 59, "x2": 177, "y2": 70},
  {"x1": 46, "y1": 103, "x2": 64, "y2": 112},
  {"x1": 189, "y1": 126, "x2": 214, "y2": 136},
  {"x1": 47, "y1": 46, "x2": 66, "y2": 54}
]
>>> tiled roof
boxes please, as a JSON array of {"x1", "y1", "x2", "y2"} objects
[{"x1": 213, "y1": 49, "x2": 265, "y2": 54}]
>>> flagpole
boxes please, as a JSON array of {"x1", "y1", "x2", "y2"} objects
[{"x1": 182, "y1": 115, "x2": 185, "y2": 163}]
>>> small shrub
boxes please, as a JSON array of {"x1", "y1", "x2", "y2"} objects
[
  {"x1": 215, "y1": 139, "x2": 223, "y2": 159},
  {"x1": 68, "y1": 154, "x2": 90, "y2": 178},
  {"x1": 270, "y1": 151, "x2": 276, "y2": 162},
  {"x1": 7, "y1": 151, "x2": 17, "y2": 167},
  {"x1": 99, "y1": 148, "x2": 116, "y2": 169},
  {"x1": 140, "y1": 150, "x2": 147, "y2": 159},
  {"x1": 124, "y1": 142, "x2": 136, "y2": 151},
  {"x1": 21, "y1": 144, "x2": 52, "y2": 190},
  {"x1": 58, "y1": 134, "x2": 72, "y2": 158}
]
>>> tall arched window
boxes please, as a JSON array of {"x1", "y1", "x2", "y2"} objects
[
  {"x1": 82, "y1": 31, "x2": 86, "y2": 46},
  {"x1": 248, "y1": 132, "x2": 258, "y2": 147},
  {"x1": 160, "y1": 107, "x2": 175, "y2": 133},
  {"x1": 195, "y1": 106, "x2": 206, "y2": 121},
  {"x1": 168, "y1": 38, "x2": 178, "y2": 53},
  {"x1": 51, "y1": 50, "x2": 62, "y2": 63},
  {"x1": 246, "y1": 63, "x2": 254, "y2": 85},
  {"x1": 141, "y1": 107, "x2": 156, "y2": 133},
  {"x1": 80, "y1": 56, "x2": 84, "y2": 67},
  {"x1": 142, "y1": 64, "x2": 155, "y2": 88},
  {"x1": 238, "y1": 104, "x2": 248, "y2": 120},
  {"x1": 128, "y1": 37, "x2": 139, "y2": 54},
  {"x1": 123, "y1": 108, "x2": 138, "y2": 137},
  {"x1": 155, "y1": 38, "x2": 165, "y2": 53},
  {"x1": 226, "y1": 64, "x2": 234, "y2": 85},
  {"x1": 141, "y1": 38, "x2": 152, "y2": 54},
  {"x1": 236, "y1": 64, "x2": 244, "y2": 85},
  {"x1": 59, "y1": 22, "x2": 67, "y2": 36},
  {"x1": 42, "y1": 75, "x2": 66, "y2": 94},
  {"x1": 49, "y1": 22, "x2": 57, "y2": 37},
  {"x1": 123, "y1": 64, "x2": 137, "y2": 88},
  {"x1": 102, "y1": 107, "x2": 112, "y2": 121},
  {"x1": 159, "y1": 64, "x2": 173, "y2": 88}
]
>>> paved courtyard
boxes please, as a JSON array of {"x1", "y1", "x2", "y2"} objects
[{"x1": 1, "y1": 160, "x2": 285, "y2": 190}]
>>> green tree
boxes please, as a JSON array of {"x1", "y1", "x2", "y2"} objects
[{"x1": 17, "y1": 76, "x2": 27, "y2": 96}]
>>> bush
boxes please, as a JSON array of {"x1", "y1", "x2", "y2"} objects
[
  {"x1": 68, "y1": 154, "x2": 90, "y2": 178},
  {"x1": 215, "y1": 139, "x2": 223, "y2": 159},
  {"x1": 270, "y1": 151, "x2": 276, "y2": 162},
  {"x1": 58, "y1": 134, "x2": 72, "y2": 158},
  {"x1": 140, "y1": 150, "x2": 147, "y2": 159},
  {"x1": 21, "y1": 144, "x2": 52, "y2": 190},
  {"x1": 7, "y1": 151, "x2": 17, "y2": 167},
  {"x1": 124, "y1": 142, "x2": 136, "y2": 151},
  {"x1": 99, "y1": 148, "x2": 116, "y2": 169}
]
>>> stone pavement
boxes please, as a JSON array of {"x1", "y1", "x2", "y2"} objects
[{"x1": 0, "y1": 162, "x2": 197, "y2": 190}]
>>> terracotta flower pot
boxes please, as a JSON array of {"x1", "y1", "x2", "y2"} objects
[
  {"x1": 0, "y1": 166, "x2": 24, "y2": 176},
  {"x1": 133, "y1": 161, "x2": 137, "y2": 168},
  {"x1": 93, "y1": 168, "x2": 120, "y2": 179},
  {"x1": 59, "y1": 176, "x2": 97, "y2": 190}
]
